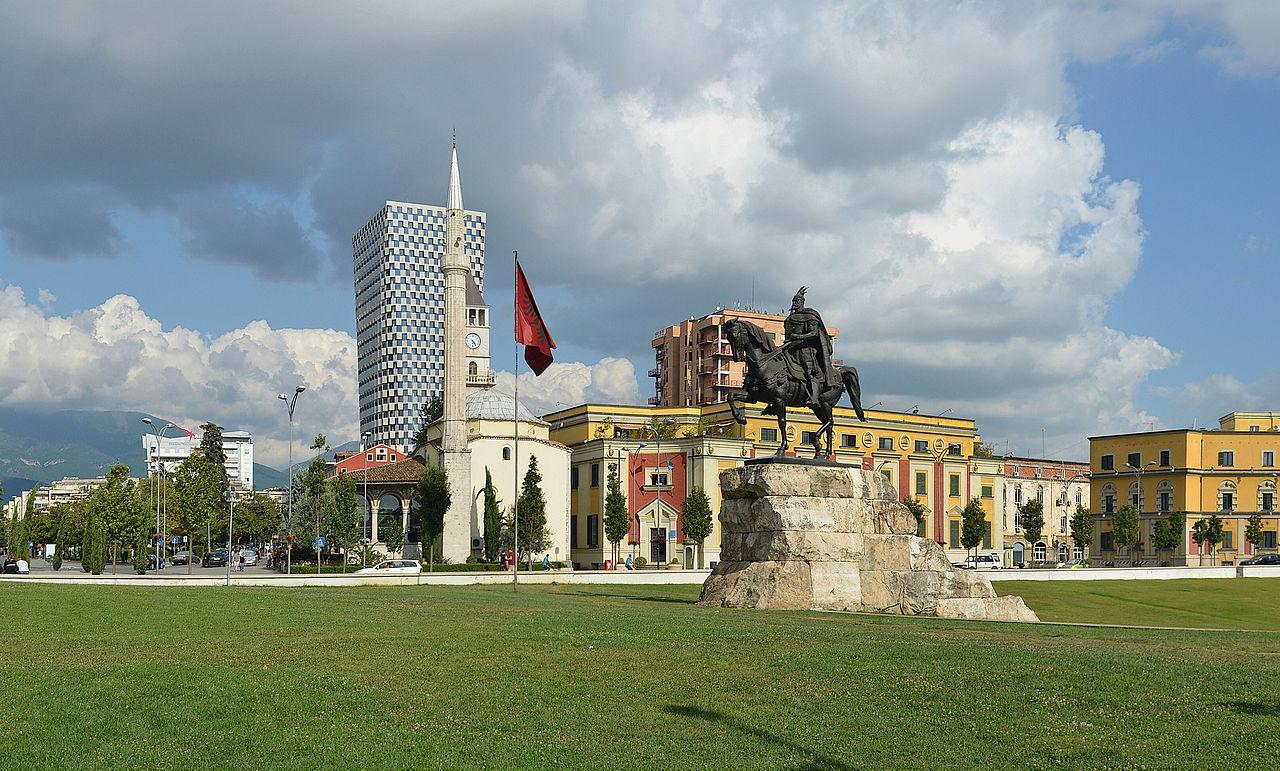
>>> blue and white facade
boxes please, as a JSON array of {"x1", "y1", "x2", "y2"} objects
[{"x1": 353, "y1": 197, "x2": 487, "y2": 452}]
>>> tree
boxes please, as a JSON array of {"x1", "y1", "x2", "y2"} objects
[
  {"x1": 133, "y1": 524, "x2": 149, "y2": 575},
  {"x1": 1152, "y1": 511, "x2": 1185, "y2": 563},
  {"x1": 481, "y1": 468, "x2": 501, "y2": 563},
  {"x1": 411, "y1": 395, "x2": 444, "y2": 449},
  {"x1": 603, "y1": 462, "x2": 630, "y2": 567},
  {"x1": 1018, "y1": 498, "x2": 1045, "y2": 555},
  {"x1": 171, "y1": 454, "x2": 223, "y2": 570},
  {"x1": 903, "y1": 497, "x2": 928, "y2": 538},
  {"x1": 1069, "y1": 505, "x2": 1093, "y2": 563},
  {"x1": 1245, "y1": 511, "x2": 1266, "y2": 555},
  {"x1": 1112, "y1": 503, "x2": 1140, "y2": 563},
  {"x1": 972, "y1": 442, "x2": 996, "y2": 459},
  {"x1": 94, "y1": 464, "x2": 145, "y2": 574},
  {"x1": 234, "y1": 492, "x2": 280, "y2": 546},
  {"x1": 646, "y1": 416, "x2": 680, "y2": 440},
  {"x1": 415, "y1": 464, "x2": 451, "y2": 572},
  {"x1": 10, "y1": 487, "x2": 35, "y2": 560},
  {"x1": 51, "y1": 505, "x2": 65, "y2": 571},
  {"x1": 959, "y1": 497, "x2": 989, "y2": 566},
  {"x1": 381, "y1": 513, "x2": 405, "y2": 556},
  {"x1": 1192, "y1": 514, "x2": 1225, "y2": 565},
  {"x1": 681, "y1": 487, "x2": 714, "y2": 569},
  {"x1": 199, "y1": 422, "x2": 231, "y2": 514},
  {"x1": 326, "y1": 474, "x2": 362, "y2": 571},
  {"x1": 515, "y1": 455, "x2": 550, "y2": 569},
  {"x1": 82, "y1": 500, "x2": 106, "y2": 575}
]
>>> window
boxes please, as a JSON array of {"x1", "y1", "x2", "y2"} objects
[
  {"x1": 1037, "y1": 486, "x2": 1045, "y2": 503},
  {"x1": 761, "y1": 427, "x2": 778, "y2": 443},
  {"x1": 1265, "y1": 451, "x2": 1275, "y2": 467},
  {"x1": 1073, "y1": 546, "x2": 1083, "y2": 561},
  {"x1": 1264, "y1": 493, "x2": 1275, "y2": 512},
  {"x1": 1101, "y1": 454, "x2": 1114, "y2": 470},
  {"x1": 1060, "y1": 515, "x2": 1067, "y2": 532},
  {"x1": 1127, "y1": 452, "x2": 1141, "y2": 469},
  {"x1": 502, "y1": 446, "x2": 511, "y2": 461},
  {"x1": 949, "y1": 475, "x2": 960, "y2": 497},
  {"x1": 376, "y1": 448, "x2": 387, "y2": 460},
  {"x1": 981, "y1": 485, "x2": 993, "y2": 499},
  {"x1": 1102, "y1": 484, "x2": 1115, "y2": 514},
  {"x1": 590, "y1": 463, "x2": 600, "y2": 487},
  {"x1": 1223, "y1": 530, "x2": 1234, "y2": 550},
  {"x1": 571, "y1": 467, "x2": 579, "y2": 490},
  {"x1": 366, "y1": 453, "x2": 373, "y2": 461},
  {"x1": 947, "y1": 443, "x2": 962, "y2": 457},
  {"x1": 1252, "y1": 425, "x2": 1261, "y2": 432},
  {"x1": 1159, "y1": 450, "x2": 1170, "y2": 466},
  {"x1": 983, "y1": 528, "x2": 990, "y2": 549},
  {"x1": 570, "y1": 515, "x2": 578, "y2": 548},
  {"x1": 1034, "y1": 542, "x2": 1047, "y2": 561},
  {"x1": 914, "y1": 440, "x2": 929, "y2": 453},
  {"x1": 1218, "y1": 451, "x2": 1234, "y2": 467},
  {"x1": 949, "y1": 520, "x2": 960, "y2": 548},
  {"x1": 878, "y1": 436, "x2": 894, "y2": 451},
  {"x1": 1014, "y1": 486, "x2": 1023, "y2": 504},
  {"x1": 1222, "y1": 492, "x2": 1234, "y2": 511},
  {"x1": 841, "y1": 434, "x2": 856, "y2": 448},
  {"x1": 1158, "y1": 491, "x2": 1171, "y2": 512},
  {"x1": 586, "y1": 515, "x2": 600, "y2": 547},
  {"x1": 801, "y1": 431, "x2": 817, "y2": 445},
  {"x1": 1264, "y1": 531, "x2": 1277, "y2": 549},
  {"x1": 1076, "y1": 489, "x2": 1083, "y2": 506},
  {"x1": 915, "y1": 472, "x2": 927, "y2": 496},
  {"x1": 1101, "y1": 531, "x2": 1113, "y2": 551}
]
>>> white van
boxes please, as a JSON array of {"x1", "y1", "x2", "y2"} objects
[{"x1": 962, "y1": 553, "x2": 1004, "y2": 570}]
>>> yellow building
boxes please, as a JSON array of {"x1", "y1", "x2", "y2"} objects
[
  {"x1": 1089, "y1": 411, "x2": 1280, "y2": 565},
  {"x1": 546, "y1": 401, "x2": 1000, "y2": 568}
]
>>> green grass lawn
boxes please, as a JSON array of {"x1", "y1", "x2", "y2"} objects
[
  {"x1": 999, "y1": 577, "x2": 1280, "y2": 630},
  {"x1": 1, "y1": 582, "x2": 1278, "y2": 769}
]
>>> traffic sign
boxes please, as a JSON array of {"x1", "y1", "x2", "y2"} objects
[
  {"x1": 668, "y1": 529, "x2": 677, "y2": 539},
  {"x1": 311, "y1": 536, "x2": 325, "y2": 549}
]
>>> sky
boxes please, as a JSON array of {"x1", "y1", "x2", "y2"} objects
[{"x1": 1, "y1": 0, "x2": 1278, "y2": 467}]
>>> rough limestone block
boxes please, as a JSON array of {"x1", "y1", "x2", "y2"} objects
[
  {"x1": 721, "y1": 530, "x2": 864, "y2": 562},
  {"x1": 869, "y1": 499, "x2": 919, "y2": 535},
  {"x1": 720, "y1": 464, "x2": 865, "y2": 500},
  {"x1": 861, "y1": 534, "x2": 913, "y2": 571},
  {"x1": 697, "y1": 560, "x2": 813, "y2": 610},
  {"x1": 910, "y1": 538, "x2": 953, "y2": 572},
  {"x1": 859, "y1": 570, "x2": 906, "y2": 613},
  {"x1": 943, "y1": 568, "x2": 997, "y2": 599},
  {"x1": 935, "y1": 596, "x2": 1038, "y2": 623},
  {"x1": 809, "y1": 561, "x2": 862, "y2": 611},
  {"x1": 720, "y1": 496, "x2": 848, "y2": 534}
]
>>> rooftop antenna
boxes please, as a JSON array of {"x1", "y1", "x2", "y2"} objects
[{"x1": 751, "y1": 277, "x2": 756, "y2": 307}]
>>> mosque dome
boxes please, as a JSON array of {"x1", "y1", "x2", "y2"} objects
[{"x1": 464, "y1": 389, "x2": 546, "y2": 425}]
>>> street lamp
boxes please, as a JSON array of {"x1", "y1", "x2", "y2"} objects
[
  {"x1": 225, "y1": 488, "x2": 235, "y2": 586},
  {"x1": 361, "y1": 431, "x2": 371, "y2": 567},
  {"x1": 1125, "y1": 460, "x2": 1158, "y2": 562},
  {"x1": 278, "y1": 385, "x2": 306, "y2": 574},
  {"x1": 142, "y1": 418, "x2": 177, "y2": 571}
]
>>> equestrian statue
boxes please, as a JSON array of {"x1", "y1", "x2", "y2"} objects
[{"x1": 724, "y1": 287, "x2": 866, "y2": 459}]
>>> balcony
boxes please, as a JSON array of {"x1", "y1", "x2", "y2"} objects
[
  {"x1": 647, "y1": 367, "x2": 661, "y2": 378},
  {"x1": 647, "y1": 396, "x2": 661, "y2": 406},
  {"x1": 467, "y1": 372, "x2": 496, "y2": 387}
]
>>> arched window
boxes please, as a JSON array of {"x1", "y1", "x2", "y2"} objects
[
  {"x1": 378, "y1": 494, "x2": 402, "y2": 543},
  {"x1": 1058, "y1": 543, "x2": 1068, "y2": 562},
  {"x1": 1259, "y1": 481, "x2": 1276, "y2": 512},
  {"x1": 468, "y1": 361, "x2": 478, "y2": 376},
  {"x1": 1102, "y1": 483, "x2": 1116, "y2": 514},
  {"x1": 1014, "y1": 485, "x2": 1022, "y2": 504},
  {"x1": 502, "y1": 446, "x2": 512, "y2": 461},
  {"x1": 1075, "y1": 488, "x2": 1083, "y2": 507},
  {"x1": 1156, "y1": 481, "x2": 1173, "y2": 513},
  {"x1": 1034, "y1": 542, "x2": 1047, "y2": 562},
  {"x1": 1218, "y1": 480, "x2": 1237, "y2": 512},
  {"x1": 1037, "y1": 486, "x2": 1044, "y2": 503},
  {"x1": 1129, "y1": 480, "x2": 1142, "y2": 509}
]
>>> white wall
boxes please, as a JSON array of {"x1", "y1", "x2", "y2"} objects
[{"x1": 469, "y1": 436, "x2": 571, "y2": 563}]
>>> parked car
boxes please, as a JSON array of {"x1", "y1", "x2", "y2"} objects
[
  {"x1": 171, "y1": 550, "x2": 197, "y2": 565},
  {"x1": 202, "y1": 549, "x2": 228, "y2": 568},
  {"x1": 962, "y1": 553, "x2": 1004, "y2": 570},
  {"x1": 1057, "y1": 558, "x2": 1088, "y2": 569},
  {"x1": 146, "y1": 553, "x2": 166, "y2": 570},
  {"x1": 355, "y1": 559, "x2": 421, "y2": 575},
  {"x1": 239, "y1": 548, "x2": 258, "y2": 566},
  {"x1": 1241, "y1": 553, "x2": 1280, "y2": 566}
]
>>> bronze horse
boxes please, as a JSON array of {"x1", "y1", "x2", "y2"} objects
[{"x1": 723, "y1": 318, "x2": 866, "y2": 458}]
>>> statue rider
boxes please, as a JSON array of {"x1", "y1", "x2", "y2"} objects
[{"x1": 782, "y1": 287, "x2": 835, "y2": 408}]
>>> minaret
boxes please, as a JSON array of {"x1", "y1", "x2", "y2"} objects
[{"x1": 440, "y1": 139, "x2": 473, "y2": 562}]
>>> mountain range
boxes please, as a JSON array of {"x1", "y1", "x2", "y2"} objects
[{"x1": 0, "y1": 407, "x2": 302, "y2": 503}]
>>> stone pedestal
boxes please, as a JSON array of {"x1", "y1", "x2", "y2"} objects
[{"x1": 697, "y1": 462, "x2": 1038, "y2": 622}]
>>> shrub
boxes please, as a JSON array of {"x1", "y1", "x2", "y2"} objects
[{"x1": 634, "y1": 556, "x2": 648, "y2": 569}]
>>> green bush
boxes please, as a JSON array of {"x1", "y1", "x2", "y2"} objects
[{"x1": 634, "y1": 556, "x2": 648, "y2": 569}]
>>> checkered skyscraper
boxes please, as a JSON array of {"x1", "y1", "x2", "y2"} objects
[{"x1": 353, "y1": 174, "x2": 486, "y2": 452}]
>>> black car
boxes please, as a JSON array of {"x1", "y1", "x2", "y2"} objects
[
  {"x1": 1241, "y1": 553, "x2": 1280, "y2": 566},
  {"x1": 201, "y1": 549, "x2": 228, "y2": 568}
]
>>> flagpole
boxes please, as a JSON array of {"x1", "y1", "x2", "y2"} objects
[{"x1": 513, "y1": 250, "x2": 520, "y2": 588}]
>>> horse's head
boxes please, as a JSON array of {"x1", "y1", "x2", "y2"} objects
[
  {"x1": 723, "y1": 319, "x2": 747, "y2": 362},
  {"x1": 723, "y1": 318, "x2": 773, "y2": 363}
]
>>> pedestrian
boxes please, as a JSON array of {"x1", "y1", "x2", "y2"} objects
[
  {"x1": 238, "y1": 550, "x2": 245, "y2": 572},
  {"x1": 541, "y1": 554, "x2": 550, "y2": 571},
  {"x1": 625, "y1": 553, "x2": 633, "y2": 570}
]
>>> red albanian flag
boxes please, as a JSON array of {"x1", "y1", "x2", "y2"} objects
[{"x1": 515, "y1": 261, "x2": 556, "y2": 375}]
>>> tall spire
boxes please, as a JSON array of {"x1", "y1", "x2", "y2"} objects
[{"x1": 446, "y1": 138, "x2": 464, "y2": 211}]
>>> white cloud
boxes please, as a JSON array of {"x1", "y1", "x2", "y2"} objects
[{"x1": 493, "y1": 357, "x2": 640, "y2": 418}]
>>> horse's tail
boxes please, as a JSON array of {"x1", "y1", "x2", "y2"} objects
[{"x1": 842, "y1": 365, "x2": 866, "y2": 422}]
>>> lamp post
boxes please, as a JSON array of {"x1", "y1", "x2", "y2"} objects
[
  {"x1": 361, "y1": 431, "x2": 371, "y2": 567},
  {"x1": 225, "y1": 488, "x2": 235, "y2": 587},
  {"x1": 1125, "y1": 460, "x2": 1158, "y2": 561},
  {"x1": 142, "y1": 419, "x2": 177, "y2": 571},
  {"x1": 278, "y1": 385, "x2": 306, "y2": 574}
]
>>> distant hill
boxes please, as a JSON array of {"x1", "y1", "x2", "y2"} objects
[{"x1": 0, "y1": 407, "x2": 289, "y2": 501}]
